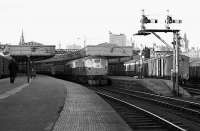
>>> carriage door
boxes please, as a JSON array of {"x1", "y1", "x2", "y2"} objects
[
  {"x1": 161, "y1": 59, "x2": 165, "y2": 77},
  {"x1": 158, "y1": 58, "x2": 161, "y2": 77}
]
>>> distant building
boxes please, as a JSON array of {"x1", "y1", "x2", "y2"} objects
[
  {"x1": 19, "y1": 30, "x2": 25, "y2": 45},
  {"x1": 183, "y1": 47, "x2": 200, "y2": 58},
  {"x1": 183, "y1": 33, "x2": 189, "y2": 52},
  {"x1": 130, "y1": 38, "x2": 135, "y2": 49},
  {"x1": 25, "y1": 41, "x2": 44, "y2": 46},
  {"x1": 55, "y1": 49, "x2": 79, "y2": 55},
  {"x1": 66, "y1": 44, "x2": 82, "y2": 49},
  {"x1": 142, "y1": 47, "x2": 150, "y2": 58},
  {"x1": 109, "y1": 32, "x2": 126, "y2": 46},
  {"x1": 18, "y1": 30, "x2": 44, "y2": 46},
  {"x1": 157, "y1": 45, "x2": 172, "y2": 51}
]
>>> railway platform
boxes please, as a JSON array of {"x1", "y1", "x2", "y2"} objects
[
  {"x1": 0, "y1": 75, "x2": 28, "y2": 97},
  {"x1": 0, "y1": 75, "x2": 131, "y2": 131},
  {"x1": 53, "y1": 77, "x2": 132, "y2": 131}
]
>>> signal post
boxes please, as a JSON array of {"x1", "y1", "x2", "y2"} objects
[{"x1": 134, "y1": 10, "x2": 182, "y2": 96}]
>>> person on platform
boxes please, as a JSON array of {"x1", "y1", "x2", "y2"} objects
[
  {"x1": 31, "y1": 67, "x2": 36, "y2": 78},
  {"x1": 8, "y1": 59, "x2": 18, "y2": 83}
]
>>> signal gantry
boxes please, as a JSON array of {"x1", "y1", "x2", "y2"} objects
[{"x1": 134, "y1": 10, "x2": 183, "y2": 96}]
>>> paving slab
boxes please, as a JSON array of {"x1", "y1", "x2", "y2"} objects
[
  {"x1": 0, "y1": 76, "x2": 27, "y2": 94},
  {"x1": 53, "y1": 79, "x2": 132, "y2": 131},
  {"x1": 0, "y1": 75, "x2": 66, "y2": 131},
  {"x1": 0, "y1": 75, "x2": 132, "y2": 131}
]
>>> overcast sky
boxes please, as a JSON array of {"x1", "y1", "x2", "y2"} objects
[{"x1": 0, "y1": 0, "x2": 199, "y2": 48}]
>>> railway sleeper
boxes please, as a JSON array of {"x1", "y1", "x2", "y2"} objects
[{"x1": 131, "y1": 125, "x2": 164, "y2": 129}]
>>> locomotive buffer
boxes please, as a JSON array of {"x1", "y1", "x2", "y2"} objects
[{"x1": 134, "y1": 10, "x2": 182, "y2": 96}]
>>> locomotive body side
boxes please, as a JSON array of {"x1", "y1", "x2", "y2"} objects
[
  {"x1": 84, "y1": 57, "x2": 108, "y2": 76},
  {"x1": 65, "y1": 56, "x2": 108, "y2": 85},
  {"x1": 35, "y1": 56, "x2": 108, "y2": 85}
]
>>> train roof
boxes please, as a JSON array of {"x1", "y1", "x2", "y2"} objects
[
  {"x1": 190, "y1": 57, "x2": 200, "y2": 63},
  {"x1": 189, "y1": 57, "x2": 200, "y2": 66},
  {"x1": 124, "y1": 54, "x2": 189, "y2": 65}
]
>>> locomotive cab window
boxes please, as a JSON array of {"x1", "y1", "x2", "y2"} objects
[{"x1": 94, "y1": 59, "x2": 100, "y2": 63}]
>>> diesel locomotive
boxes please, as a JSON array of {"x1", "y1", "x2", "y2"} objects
[{"x1": 35, "y1": 56, "x2": 108, "y2": 85}]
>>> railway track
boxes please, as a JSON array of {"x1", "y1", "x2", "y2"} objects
[
  {"x1": 183, "y1": 86, "x2": 200, "y2": 97},
  {"x1": 185, "y1": 81, "x2": 200, "y2": 88},
  {"x1": 90, "y1": 86, "x2": 200, "y2": 130},
  {"x1": 103, "y1": 87, "x2": 200, "y2": 122},
  {"x1": 182, "y1": 82, "x2": 200, "y2": 97},
  {"x1": 97, "y1": 91, "x2": 187, "y2": 131}
]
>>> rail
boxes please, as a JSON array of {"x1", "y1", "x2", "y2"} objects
[
  {"x1": 98, "y1": 87, "x2": 200, "y2": 123},
  {"x1": 97, "y1": 91, "x2": 187, "y2": 131}
]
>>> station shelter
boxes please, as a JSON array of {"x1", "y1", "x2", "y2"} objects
[{"x1": 1, "y1": 44, "x2": 55, "y2": 82}]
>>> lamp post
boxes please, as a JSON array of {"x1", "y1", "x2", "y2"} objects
[{"x1": 27, "y1": 55, "x2": 30, "y2": 83}]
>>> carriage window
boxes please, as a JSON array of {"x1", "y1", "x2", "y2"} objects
[
  {"x1": 94, "y1": 59, "x2": 100, "y2": 63},
  {"x1": 128, "y1": 65, "x2": 131, "y2": 70}
]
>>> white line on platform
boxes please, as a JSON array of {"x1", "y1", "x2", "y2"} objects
[{"x1": 0, "y1": 83, "x2": 29, "y2": 99}]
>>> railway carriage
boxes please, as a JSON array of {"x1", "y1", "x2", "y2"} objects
[
  {"x1": 35, "y1": 62, "x2": 53, "y2": 75},
  {"x1": 0, "y1": 55, "x2": 10, "y2": 78},
  {"x1": 124, "y1": 55, "x2": 189, "y2": 82},
  {"x1": 108, "y1": 57, "x2": 131, "y2": 76},
  {"x1": 189, "y1": 58, "x2": 200, "y2": 81}
]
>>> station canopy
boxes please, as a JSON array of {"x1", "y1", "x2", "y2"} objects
[
  {"x1": 37, "y1": 43, "x2": 135, "y2": 63},
  {"x1": 0, "y1": 44, "x2": 55, "y2": 62}
]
